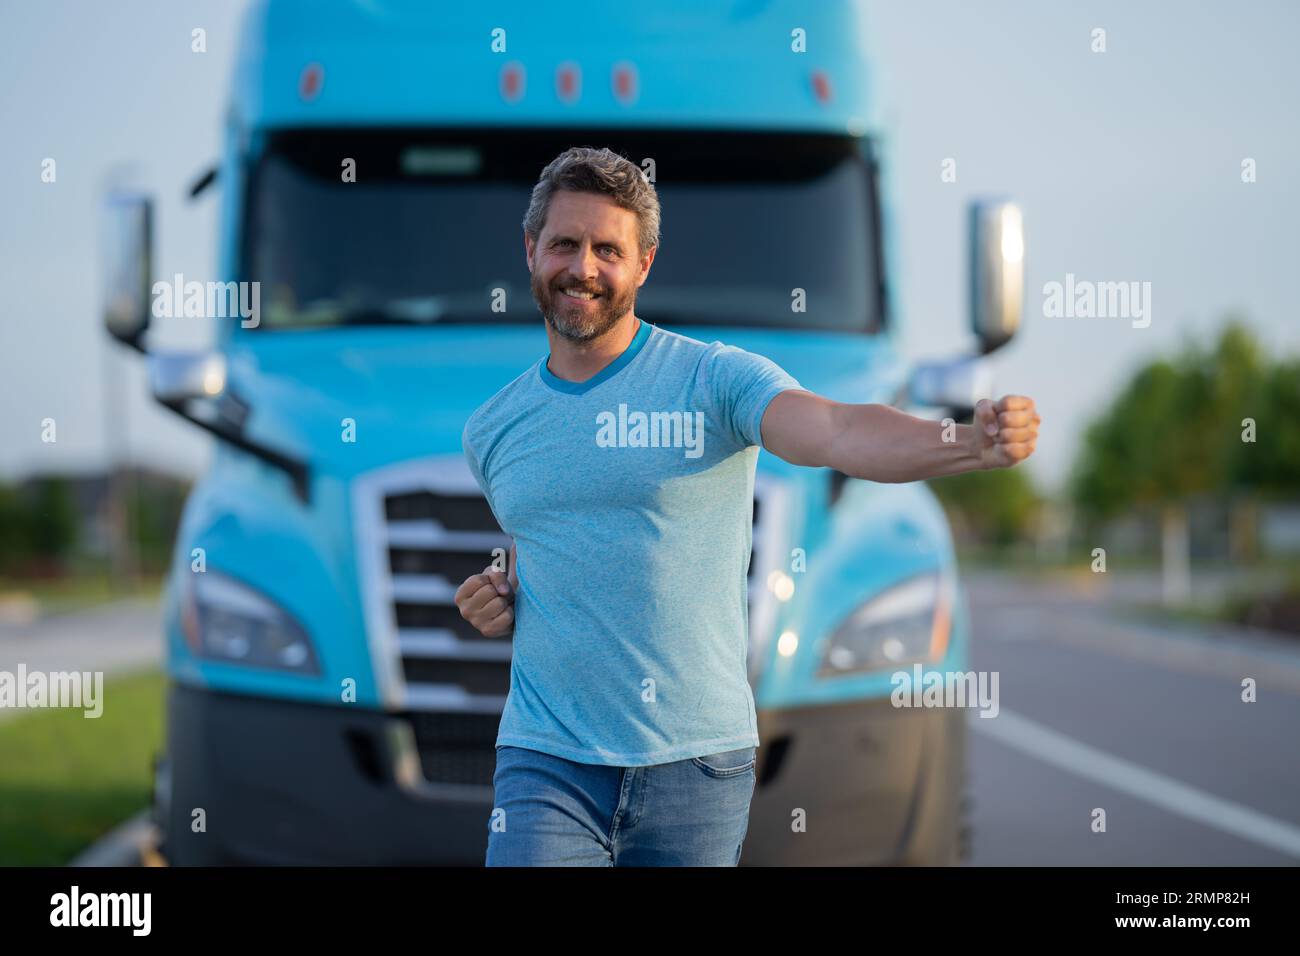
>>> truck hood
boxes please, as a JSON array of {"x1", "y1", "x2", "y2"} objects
[{"x1": 226, "y1": 324, "x2": 903, "y2": 478}]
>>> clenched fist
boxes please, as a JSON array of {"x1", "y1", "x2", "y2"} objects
[
  {"x1": 455, "y1": 542, "x2": 519, "y2": 638},
  {"x1": 972, "y1": 395, "x2": 1040, "y2": 469}
]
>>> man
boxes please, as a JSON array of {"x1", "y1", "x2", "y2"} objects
[{"x1": 458, "y1": 146, "x2": 1040, "y2": 867}]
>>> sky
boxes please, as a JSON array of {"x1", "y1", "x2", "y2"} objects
[{"x1": 1, "y1": 0, "x2": 1297, "y2": 494}]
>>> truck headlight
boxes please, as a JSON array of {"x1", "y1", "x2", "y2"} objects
[
  {"x1": 818, "y1": 571, "x2": 952, "y2": 677},
  {"x1": 181, "y1": 570, "x2": 320, "y2": 674}
]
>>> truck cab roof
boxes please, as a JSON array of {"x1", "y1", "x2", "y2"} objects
[{"x1": 233, "y1": 0, "x2": 873, "y2": 133}]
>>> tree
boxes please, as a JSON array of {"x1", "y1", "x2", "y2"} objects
[
  {"x1": 1235, "y1": 357, "x2": 1300, "y2": 493},
  {"x1": 929, "y1": 465, "x2": 1042, "y2": 552},
  {"x1": 0, "y1": 482, "x2": 27, "y2": 574},
  {"x1": 24, "y1": 477, "x2": 79, "y2": 571},
  {"x1": 1070, "y1": 319, "x2": 1277, "y2": 603}
]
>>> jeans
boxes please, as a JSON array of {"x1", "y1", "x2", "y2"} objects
[{"x1": 485, "y1": 744, "x2": 757, "y2": 866}]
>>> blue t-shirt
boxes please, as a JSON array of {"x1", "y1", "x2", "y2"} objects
[{"x1": 462, "y1": 318, "x2": 803, "y2": 766}]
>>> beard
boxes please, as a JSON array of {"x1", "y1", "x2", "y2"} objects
[{"x1": 531, "y1": 270, "x2": 638, "y2": 344}]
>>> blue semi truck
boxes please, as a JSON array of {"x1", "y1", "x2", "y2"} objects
[{"x1": 101, "y1": 0, "x2": 1024, "y2": 865}]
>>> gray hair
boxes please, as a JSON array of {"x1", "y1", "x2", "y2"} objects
[{"x1": 522, "y1": 146, "x2": 660, "y2": 257}]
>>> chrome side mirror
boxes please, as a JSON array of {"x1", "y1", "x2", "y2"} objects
[
  {"x1": 101, "y1": 191, "x2": 154, "y2": 352},
  {"x1": 909, "y1": 355, "x2": 995, "y2": 415},
  {"x1": 968, "y1": 199, "x2": 1024, "y2": 354}
]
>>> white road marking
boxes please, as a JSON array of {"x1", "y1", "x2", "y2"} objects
[{"x1": 971, "y1": 707, "x2": 1300, "y2": 859}]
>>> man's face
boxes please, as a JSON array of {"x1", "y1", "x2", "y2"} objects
[{"x1": 525, "y1": 190, "x2": 655, "y2": 343}]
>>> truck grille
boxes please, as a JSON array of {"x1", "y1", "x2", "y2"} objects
[
  {"x1": 406, "y1": 711, "x2": 502, "y2": 787},
  {"x1": 354, "y1": 455, "x2": 781, "y2": 791}
]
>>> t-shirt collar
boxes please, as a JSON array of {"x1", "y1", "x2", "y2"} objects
[{"x1": 538, "y1": 318, "x2": 651, "y2": 395}]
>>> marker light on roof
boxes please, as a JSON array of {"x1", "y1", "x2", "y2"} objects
[
  {"x1": 556, "y1": 61, "x2": 580, "y2": 103},
  {"x1": 612, "y1": 61, "x2": 638, "y2": 105},
  {"x1": 500, "y1": 61, "x2": 525, "y2": 103},
  {"x1": 299, "y1": 62, "x2": 323, "y2": 101},
  {"x1": 811, "y1": 69, "x2": 832, "y2": 103}
]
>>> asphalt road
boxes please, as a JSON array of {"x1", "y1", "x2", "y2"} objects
[
  {"x1": 0, "y1": 598, "x2": 162, "y2": 723},
  {"x1": 962, "y1": 570, "x2": 1300, "y2": 865}
]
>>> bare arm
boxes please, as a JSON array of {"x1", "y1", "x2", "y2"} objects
[{"x1": 759, "y1": 390, "x2": 1040, "y2": 482}]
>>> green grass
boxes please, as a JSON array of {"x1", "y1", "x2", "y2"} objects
[{"x1": 0, "y1": 669, "x2": 166, "y2": 866}]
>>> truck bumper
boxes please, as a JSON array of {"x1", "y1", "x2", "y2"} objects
[
  {"x1": 159, "y1": 684, "x2": 965, "y2": 866},
  {"x1": 160, "y1": 682, "x2": 494, "y2": 865},
  {"x1": 745, "y1": 696, "x2": 967, "y2": 866}
]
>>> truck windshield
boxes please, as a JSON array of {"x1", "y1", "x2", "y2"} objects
[{"x1": 243, "y1": 128, "x2": 883, "y2": 333}]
